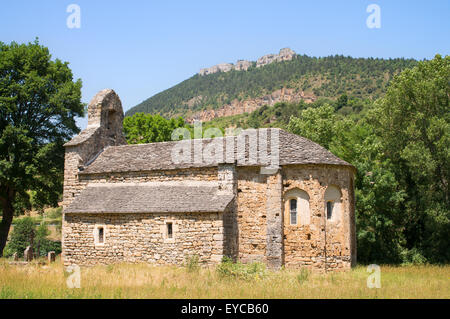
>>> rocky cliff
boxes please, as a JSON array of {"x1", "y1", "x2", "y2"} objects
[
  {"x1": 186, "y1": 87, "x2": 315, "y2": 123},
  {"x1": 199, "y1": 48, "x2": 296, "y2": 76},
  {"x1": 256, "y1": 48, "x2": 296, "y2": 68}
]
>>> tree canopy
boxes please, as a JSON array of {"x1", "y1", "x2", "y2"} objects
[
  {"x1": 123, "y1": 113, "x2": 187, "y2": 144},
  {"x1": 0, "y1": 39, "x2": 84, "y2": 256}
]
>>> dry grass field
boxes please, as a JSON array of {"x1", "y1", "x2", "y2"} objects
[{"x1": 0, "y1": 258, "x2": 448, "y2": 299}]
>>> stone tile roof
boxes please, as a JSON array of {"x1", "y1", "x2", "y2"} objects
[
  {"x1": 79, "y1": 128, "x2": 352, "y2": 174},
  {"x1": 65, "y1": 183, "x2": 234, "y2": 214},
  {"x1": 64, "y1": 126, "x2": 100, "y2": 147}
]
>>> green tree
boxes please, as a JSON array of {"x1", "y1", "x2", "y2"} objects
[
  {"x1": 287, "y1": 103, "x2": 336, "y2": 149},
  {"x1": 34, "y1": 222, "x2": 61, "y2": 257},
  {"x1": 335, "y1": 93, "x2": 348, "y2": 110},
  {"x1": 4, "y1": 218, "x2": 60, "y2": 258},
  {"x1": 35, "y1": 221, "x2": 50, "y2": 257},
  {"x1": 370, "y1": 54, "x2": 450, "y2": 262},
  {"x1": 4, "y1": 217, "x2": 35, "y2": 258},
  {"x1": 0, "y1": 40, "x2": 84, "y2": 256},
  {"x1": 330, "y1": 119, "x2": 407, "y2": 263},
  {"x1": 123, "y1": 113, "x2": 187, "y2": 144}
]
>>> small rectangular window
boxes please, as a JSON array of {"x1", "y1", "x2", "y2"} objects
[
  {"x1": 290, "y1": 199, "x2": 297, "y2": 225},
  {"x1": 98, "y1": 227, "x2": 104, "y2": 243},
  {"x1": 327, "y1": 201, "x2": 333, "y2": 220},
  {"x1": 167, "y1": 222, "x2": 173, "y2": 239}
]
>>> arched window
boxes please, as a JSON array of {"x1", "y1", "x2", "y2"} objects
[
  {"x1": 285, "y1": 189, "x2": 310, "y2": 226},
  {"x1": 326, "y1": 201, "x2": 334, "y2": 219},
  {"x1": 290, "y1": 199, "x2": 297, "y2": 225},
  {"x1": 324, "y1": 185, "x2": 342, "y2": 221}
]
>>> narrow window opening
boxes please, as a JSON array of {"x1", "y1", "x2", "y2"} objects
[
  {"x1": 290, "y1": 199, "x2": 297, "y2": 225},
  {"x1": 167, "y1": 222, "x2": 173, "y2": 239},
  {"x1": 327, "y1": 201, "x2": 334, "y2": 220},
  {"x1": 98, "y1": 227, "x2": 104, "y2": 243},
  {"x1": 106, "y1": 110, "x2": 117, "y2": 139},
  {"x1": 107, "y1": 110, "x2": 115, "y2": 130}
]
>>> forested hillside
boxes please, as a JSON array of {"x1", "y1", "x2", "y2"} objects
[
  {"x1": 200, "y1": 95, "x2": 370, "y2": 132},
  {"x1": 127, "y1": 54, "x2": 417, "y2": 119}
]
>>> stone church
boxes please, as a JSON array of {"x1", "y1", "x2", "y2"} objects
[{"x1": 62, "y1": 89, "x2": 356, "y2": 271}]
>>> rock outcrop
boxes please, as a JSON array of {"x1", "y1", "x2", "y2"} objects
[
  {"x1": 257, "y1": 48, "x2": 296, "y2": 67},
  {"x1": 199, "y1": 63, "x2": 234, "y2": 76},
  {"x1": 235, "y1": 60, "x2": 252, "y2": 71},
  {"x1": 199, "y1": 48, "x2": 296, "y2": 76},
  {"x1": 186, "y1": 88, "x2": 315, "y2": 123}
]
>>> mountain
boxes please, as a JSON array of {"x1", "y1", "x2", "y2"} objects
[{"x1": 126, "y1": 49, "x2": 417, "y2": 122}]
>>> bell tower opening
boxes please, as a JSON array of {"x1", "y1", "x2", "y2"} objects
[
  {"x1": 106, "y1": 109, "x2": 119, "y2": 139},
  {"x1": 107, "y1": 110, "x2": 115, "y2": 130}
]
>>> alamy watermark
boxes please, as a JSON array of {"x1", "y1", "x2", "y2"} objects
[
  {"x1": 366, "y1": 264, "x2": 381, "y2": 288},
  {"x1": 366, "y1": 4, "x2": 381, "y2": 29},
  {"x1": 66, "y1": 264, "x2": 81, "y2": 288},
  {"x1": 66, "y1": 4, "x2": 81, "y2": 29}
]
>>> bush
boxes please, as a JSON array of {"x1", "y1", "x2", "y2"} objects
[
  {"x1": 35, "y1": 222, "x2": 61, "y2": 257},
  {"x1": 5, "y1": 217, "x2": 35, "y2": 258},
  {"x1": 4, "y1": 217, "x2": 61, "y2": 258},
  {"x1": 36, "y1": 239, "x2": 61, "y2": 257},
  {"x1": 400, "y1": 248, "x2": 427, "y2": 265},
  {"x1": 216, "y1": 256, "x2": 267, "y2": 281}
]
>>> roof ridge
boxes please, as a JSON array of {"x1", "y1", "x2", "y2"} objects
[
  {"x1": 109, "y1": 128, "x2": 286, "y2": 148},
  {"x1": 111, "y1": 134, "x2": 238, "y2": 148},
  {"x1": 78, "y1": 128, "x2": 353, "y2": 174}
]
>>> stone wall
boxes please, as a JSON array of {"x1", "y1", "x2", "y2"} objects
[
  {"x1": 219, "y1": 165, "x2": 238, "y2": 261},
  {"x1": 63, "y1": 129, "x2": 113, "y2": 207},
  {"x1": 63, "y1": 212, "x2": 225, "y2": 266},
  {"x1": 63, "y1": 89, "x2": 127, "y2": 209},
  {"x1": 236, "y1": 167, "x2": 268, "y2": 263},
  {"x1": 265, "y1": 170, "x2": 284, "y2": 269},
  {"x1": 234, "y1": 164, "x2": 355, "y2": 270},
  {"x1": 282, "y1": 165, "x2": 355, "y2": 271}
]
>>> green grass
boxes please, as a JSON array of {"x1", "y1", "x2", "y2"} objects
[{"x1": 0, "y1": 258, "x2": 448, "y2": 299}]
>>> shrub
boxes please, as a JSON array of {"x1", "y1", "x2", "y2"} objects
[
  {"x1": 185, "y1": 254, "x2": 200, "y2": 273},
  {"x1": 4, "y1": 218, "x2": 61, "y2": 258},
  {"x1": 216, "y1": 256, "x2": 267, "y2": 281},
  {"x1": 400, "y1": 248, "x2": 427, "y2": 265},
  {"x1": 35, "y1": 222, "x2": 61, "y2": 257},
  {"x1": 35, "y1": 237, "x2": 61, "y2": 258},
  {"x1": 46, "y1": 207, "x2": 62, "y2": 220},
  {"x1": 296, "y1": 268, "x2": 310, "y2": 285},
  {"x1": 5, "y1": 217, "x2": 35, "y2": 258}
]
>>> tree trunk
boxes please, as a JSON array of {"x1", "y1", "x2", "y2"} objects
[{"x1": 0, "y1": 189, "x2": 15, "y2": 257}]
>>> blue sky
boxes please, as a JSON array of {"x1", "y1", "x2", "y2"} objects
[{"x1": 1, "y1": 0, "x2": 449, "y2": 129}]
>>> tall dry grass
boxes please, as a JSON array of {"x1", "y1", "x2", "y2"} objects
[{"x1": 0, "y1": 258, "x2": 448, "y2": 299}]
